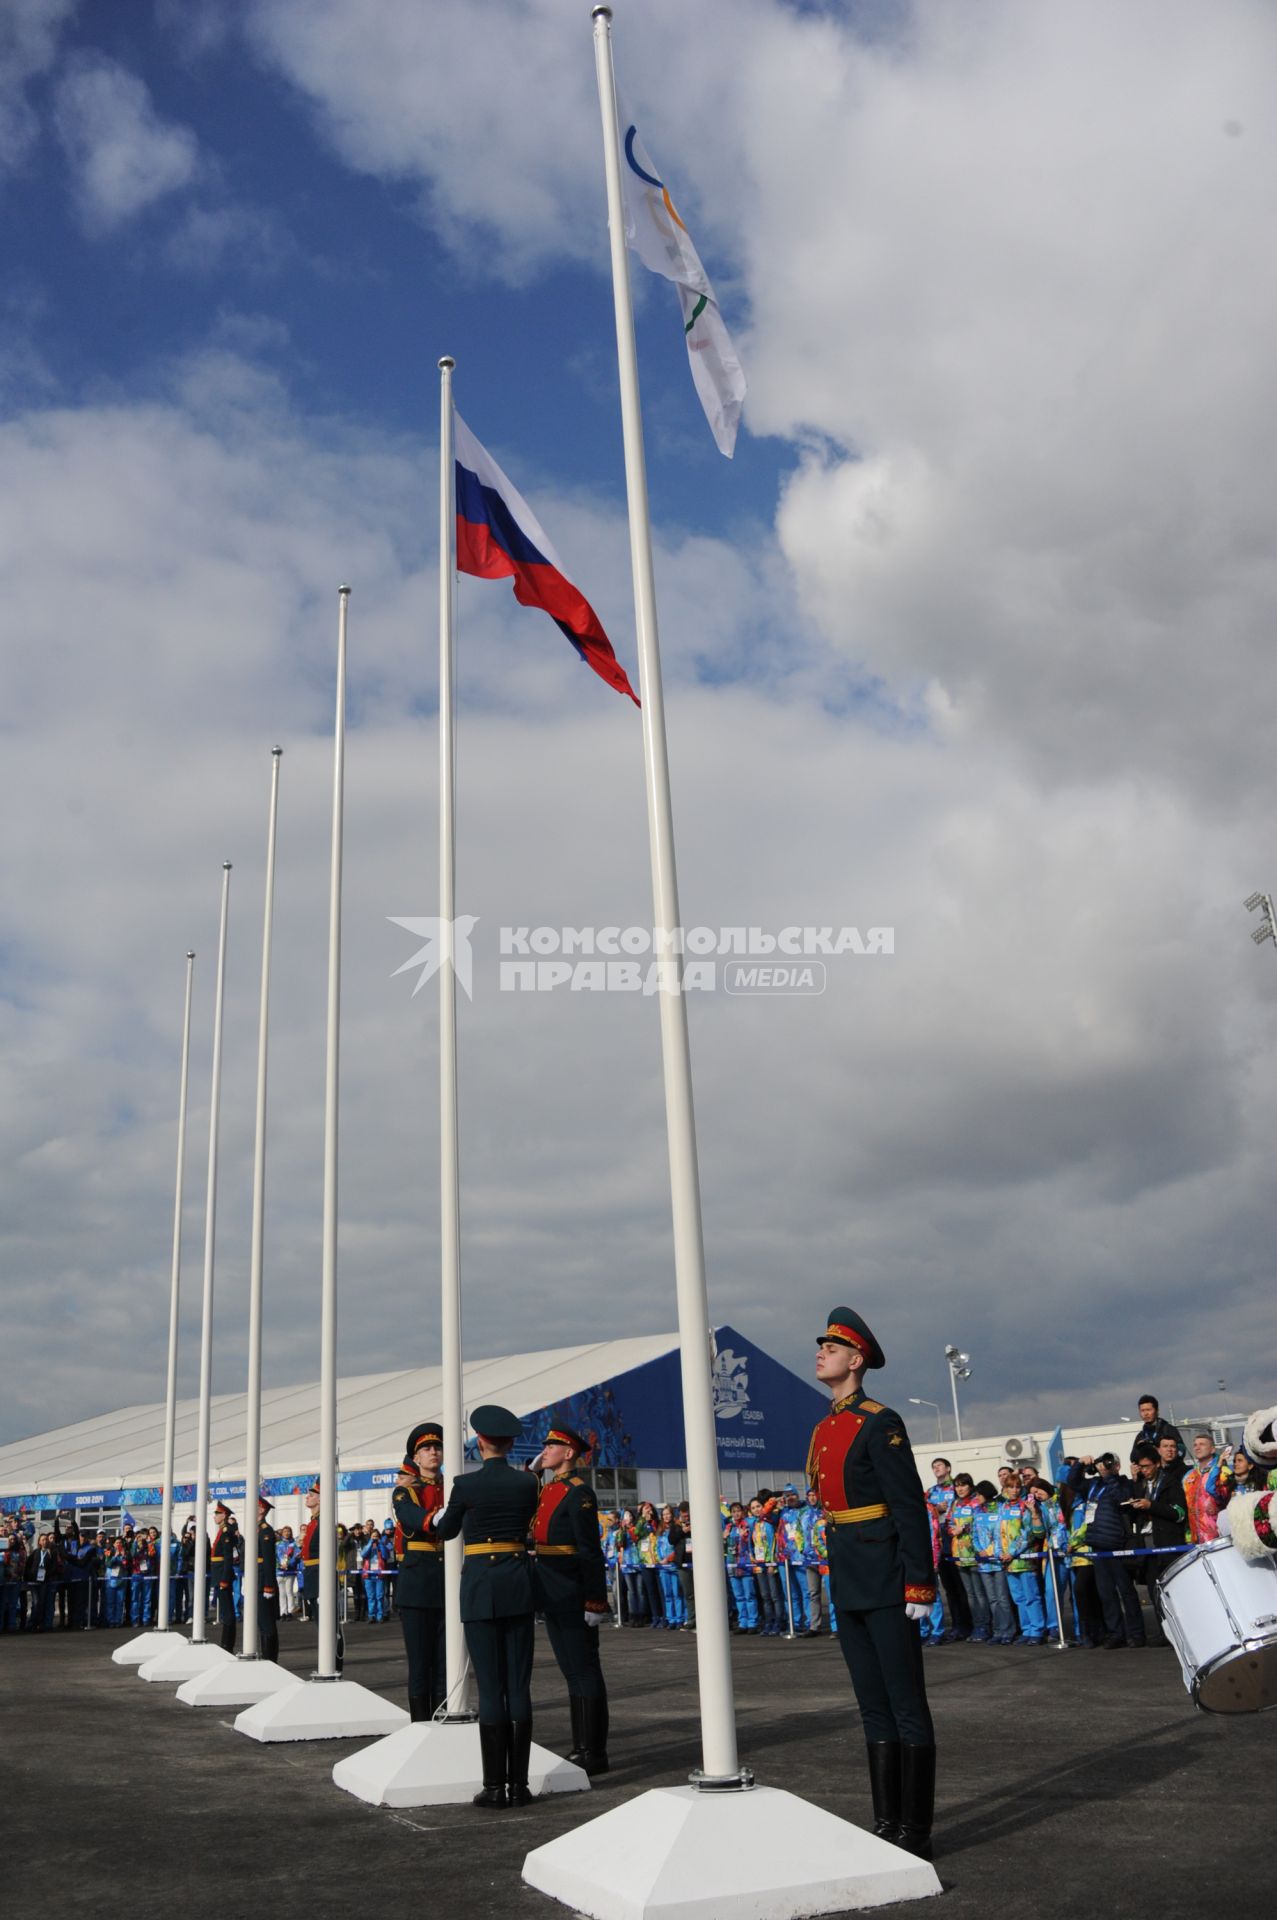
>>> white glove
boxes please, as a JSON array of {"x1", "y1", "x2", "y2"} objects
[
  {"x1": 905, "y1": 1602, "x2": 930, "y2": 1622},
  {"x1": 584, "y1": 1609, "x2": 604, "y2": 1628}
]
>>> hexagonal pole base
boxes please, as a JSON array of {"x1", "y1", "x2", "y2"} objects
[
  {"x1": 234, "y1": 1676, "x2": 409, "y2": 1743},
  {"x1": 112, "y1": 1628, "x2": 179, "y2": 1667},
  {"x1": 176, "y1": 1656, "x2": 304, "y2": 1708},
  {"x1": 332, "y1": 1719, "x2": 589, "y2": 1807},
  {"x1": 522, "y1": 1784, "x2": 942, "y2": 1918},
  {"x1": 137, "y1": 1640, "x2": 235, "y2": 1684}
]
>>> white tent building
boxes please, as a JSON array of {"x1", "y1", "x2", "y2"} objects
[{"x1": 0, "y1": 1324, "x2": 829, "y2": 1538}]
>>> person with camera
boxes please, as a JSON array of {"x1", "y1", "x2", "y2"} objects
[
  {"x1": 1127, "y1": 1442, "x2": 1188, "y2": 1642},
  {"x1": 1066, "y1": 1453, "x2": 1144, "y2": 1648}
]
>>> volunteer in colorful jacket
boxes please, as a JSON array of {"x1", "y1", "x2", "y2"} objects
[
  {"x1": 809, "y1": 1306, "x2": 937, "y2": 1861},
  {"x1": 995, "y1": 1469, "x2": 1046, "y2": 1644},
  {"x1": 944, "y1": 1476, "x2": 990, "y2": 1642},
  {"x1": 1183, "y1": 1431, "x2": 1234, "y2": 1543},
  {"x1": 926, "y1": 1461, "x2": 972, "y2": 1642},
  {"x1": 776, "y1": 1487, "x2": 810, "y2": 1633}
]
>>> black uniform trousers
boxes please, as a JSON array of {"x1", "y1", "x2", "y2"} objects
[
  {"x1": 1094, "y1": 1558, "x2": 1145, "y2": 1644},
  {"x1": 464, "y1": 1615, "x2": 533, "y2": 1723},
  {"x1": 400, "y1": 1604, "x2": 446, "y2": 1708},
  {"x1": 544, "y1": 1613, "x2": 606, "y2": 1701},
  {"x1": 835, "y1": 1605, "x2": 934, "y2": 1745},
  {"x1": 257, "y1": 1592, "x2": 280, "y2": 1663},
  {"x1": 938, "y1": 1558, "x2": 971, "y2": 1635}
]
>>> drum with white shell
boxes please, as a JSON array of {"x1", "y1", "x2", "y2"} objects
[{"x1": 1159, "y1": 1539, "x2": 1277, "y2": 1713}]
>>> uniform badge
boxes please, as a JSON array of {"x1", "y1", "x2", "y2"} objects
[{"x1": 889, "y1": 1432, "x2": 904, "y2": 1446}]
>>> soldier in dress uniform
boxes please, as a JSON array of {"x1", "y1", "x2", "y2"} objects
[
  {"x1": 809, "y1": 1307, "x2": 938, "y2": 1860},
  {"x1": 529, "y1": 1424, "x2": 611, "y2": 1775},
  {"x1": 255, "y1": 1496, "x2": 280, "y2": 1663},
  {"x1": 211, "y1": 1501, "x2": 242, "y2": 1654},
  {"x1": 430, "y1": 1404, "x2": 538, "y2": 1810},
  {"x1": 392, "y1": 1420, "x2": 447, "y2": 1720},
  {"x1": 301, "y1": 1478, "x2": 343, "y2": 1673}
]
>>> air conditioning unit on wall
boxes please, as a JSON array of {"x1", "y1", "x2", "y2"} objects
[{"x1": 1003, "y1": 1435, "x2": 1040, "y2": 1462}]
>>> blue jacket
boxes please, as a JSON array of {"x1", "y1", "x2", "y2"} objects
[
  {"x1": 971, "y1": 1506, "x2": 1002, "y2": 1571},
  {"x1": 1066, "y1": 1464, "x2": 1133, "y2": 1550}
]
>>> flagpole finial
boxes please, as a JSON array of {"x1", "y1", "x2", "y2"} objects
[
  {"x1": 338, "y1": 583, "x2": 351, "y2": 597},
  {"x1": 272, "y1": 745, "x2": 283, "y2": 758},
  {"x1": 438, "y1": 355, "x2": 455, "y2": 371},
  {"x1": 592, "y1": 5, "x2": 613, "y2": 20},
  {"x1": 223, "y1": 861, "x2": 232, "y2": 872},
  {"x1": 187, "y1": 950, "x2": 196, "y2": 959}
]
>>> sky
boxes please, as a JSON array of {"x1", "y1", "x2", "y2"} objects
[{"x1": 2, "y1": 0, "x2": 1276, "y2": 1455}]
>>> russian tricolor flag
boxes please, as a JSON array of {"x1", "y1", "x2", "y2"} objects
[{"x1": 454, "y1": 412, "x2": 639, "y2": 705}]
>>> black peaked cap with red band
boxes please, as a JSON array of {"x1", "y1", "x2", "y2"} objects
[
  {"x1": 817, "y1": 1306, "x2": 885, "y2": 1371},
  {"x1": 542, "y1": 1424, "x2": 590, "y2": 1458},
  {"x1": 404, "y1": 1421, "x2": 444, "y2": 1468}
]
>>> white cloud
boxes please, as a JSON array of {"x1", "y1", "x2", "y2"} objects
[
  {"x1": 0, "y1": 0, "x2": 76, "y2": 171},
  {"x1": 1, "y1": 350, "x2": 1275, "y2": 1450},
  {"x1": 6, "y1": 2, "x2": 1277, "y2": 1445},
  {"x1": 53, "y1": 53, "x2": 199, "y2": 232}
]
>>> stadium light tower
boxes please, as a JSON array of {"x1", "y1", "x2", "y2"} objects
[
  {"x1": 944, "y1": 1344, "x2": 972, "y2": 1441},
  {"x1": 1245, "y1": 891, "x2": 1277, "y2": 952}
]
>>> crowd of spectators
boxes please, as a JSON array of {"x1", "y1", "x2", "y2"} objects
[{"x1": 4, "y1": 1393, "x2": 1268, "y2": 1648}]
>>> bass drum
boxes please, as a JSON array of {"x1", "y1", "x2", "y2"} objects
[{"x1": 1159, "y1": 1540, "x2": 1277, "y2": 1713}]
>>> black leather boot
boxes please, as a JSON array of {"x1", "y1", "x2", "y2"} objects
[
  {"x1": 865, "y1": 1741, "x2": 902, "y2": 1841},
  {"x1": 566, "y1": 1694, "x2": 588, "y2": 1764},
  {"x1": 579, "y1": 1696, "x2": 610, "y2": 1777},
  {"x1": 897, "y1": 1744, "x2": 936, "y2": 1859},
  {"x1": 472, "y1": 1723, "x2": 509, "y2": 1808},
  {"x1": 507, "y1": 1719, "x2": 534, "y2": 1806},
  {"x1": 409, "y1": 1695, "x2": 431, "y2": 1723}
]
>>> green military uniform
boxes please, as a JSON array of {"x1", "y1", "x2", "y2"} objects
[
  {"x1": 532, "y1": 1423, "x2": 610, "y2": 1774},
  {"x1": 810, "y1": 1307, "x2": 936, "y2": 1860},
  {"x1": 393, "y1": 1420, "x2": 446, "y2": 1720},
  {"x1": 431, "y1": 1404, "x2": 539, "y2": 1808},
  {"x1": 255, "y1": 1499, "x2": 279, "y2": 1663}
]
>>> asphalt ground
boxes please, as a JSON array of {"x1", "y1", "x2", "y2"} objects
[{"x1": 1, "y1": 1611, "x2": 1264, "y2": 1919}]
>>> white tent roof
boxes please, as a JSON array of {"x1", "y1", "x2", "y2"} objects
[{"x1": 0, "y1": 1331, "x2": 679, "y2": 1494}]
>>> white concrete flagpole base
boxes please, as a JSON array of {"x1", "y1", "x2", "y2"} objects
[
  {"x1": 522, "y1": 1785, "x2": 942, "y2": 1919},
  {"x1": 137, "y1": 1640, "x2": 235, "y2": 1684},
  {"x1": 112, "y1": 1628, "x2": 180, "y2": 1666},
  {"x1": 176, "y1": 1657, "x2": 303, "y2": 1708},
  {"x1": 332, "y1": 1719, "x2": 589, "y2": 1807},
  {"x1": 234, "y1": 1675, "x2": 409, "y2": 1743}
]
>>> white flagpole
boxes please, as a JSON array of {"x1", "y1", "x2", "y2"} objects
[
  {"x1": 590, "y1": 4, "x2": 739, "y2": 1786},
  {"x1": 191, "y1": 863, "x2": 232, "y2": 1647},
  {"x1": 318, "y1": 590, "x2": 350, "y2": 1681},
  {"x1": 241, "y1": 747, "x2": 282, "y2": 1661},
  {"x1": 437, "y1": 356, "x2": 470, "y2": 1716},
  {"x1": 157, "y1": 950, "x2": 195, "y2": 1633}
]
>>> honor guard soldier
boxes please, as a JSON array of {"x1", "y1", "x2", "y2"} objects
[
  {"x1": 530, "y1": 1425, "x2": 611, "y2": 1774},
  {"x1": 431, "y1": 1404, "x2": 538, "y2": 1809},
  {"x1": 255, "y1": 1496, "x2": 280, "y2": 1663},
  {"x1": 301, "y1": 1479, "x2": 343, "y2": 1673},
  {"x1": 809, "y1": 1308, "x2": 937, "y2": 1859},
  {"x1": 392, "y1": 1420, "x2": 447, "y2": 1720},
  {"x1": 211, "y1": 1501, "x2": 242, "y2": 1654}
]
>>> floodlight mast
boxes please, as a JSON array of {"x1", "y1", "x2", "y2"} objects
[
  {"x1": 944, "y1": 1344, "x2": 972, "y2": 1441},
  {"x1": 1244, "y1": 891, "x2": 1277, "y2": 951}
]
